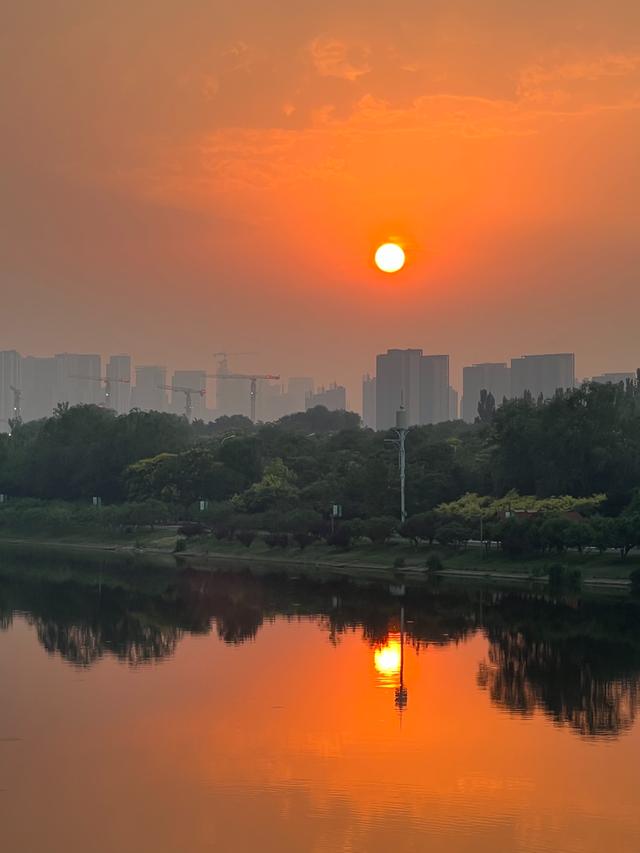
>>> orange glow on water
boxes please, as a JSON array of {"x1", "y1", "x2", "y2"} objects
[{"x1": 374, "y1": 634, "x2": 402, "y2": 686}]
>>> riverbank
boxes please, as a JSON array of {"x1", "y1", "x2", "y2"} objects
[{"x1": 0, "y1": 528, "x2": 635, "y2": 589}]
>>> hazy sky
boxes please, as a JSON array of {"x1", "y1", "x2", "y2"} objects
[{"x1": 2, "y1": 1, "x2": 640, "y2": 403}]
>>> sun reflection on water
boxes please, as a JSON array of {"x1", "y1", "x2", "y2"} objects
[{"x1": 374, "y1": 634, "x2": 402, "y2": 688}]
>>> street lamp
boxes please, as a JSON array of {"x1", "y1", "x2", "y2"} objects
[{"x1": 385, "y1": 405, "x2": 408, "y2": 523}]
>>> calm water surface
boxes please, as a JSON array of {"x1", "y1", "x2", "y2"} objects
[{"x1": 0, "y1": 548, "x2": 639, "y2": 852}]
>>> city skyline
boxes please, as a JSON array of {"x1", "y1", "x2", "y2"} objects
[
  {"x1": 3, "y1": 342, "x2": 636, "y2": 431},
  {"x1": 2, "y1": 3, "x2": 640, "y2": 402}
]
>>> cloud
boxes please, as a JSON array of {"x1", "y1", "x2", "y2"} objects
[
  {"x1": 518, "y1": 52, "x2": 640, "y2": 111},
  {"x1": 309, "y1": 37, "x2": 371, "y2": 81}
]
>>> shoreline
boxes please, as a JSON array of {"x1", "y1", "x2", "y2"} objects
[{"x1": 0, "y1": 536, "x2": 631, "y2": 590}]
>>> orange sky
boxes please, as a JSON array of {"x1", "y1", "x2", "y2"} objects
[{"x1": 2, "y1": 1, "x2": 640, "y2": 401}]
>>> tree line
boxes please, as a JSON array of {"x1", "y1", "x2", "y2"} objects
[{"x1": 1, "y1": 378, "x2": 640, "y2": 556}]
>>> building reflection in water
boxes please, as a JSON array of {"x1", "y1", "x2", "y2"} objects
[{"x1": 374, "y1": 605, "x2": 408, "y2": 712}]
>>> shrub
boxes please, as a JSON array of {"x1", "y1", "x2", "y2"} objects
[
  {"x1": 326, "y1": 525, "x2": 352, "y2": 550},
  {"x1": 174, "y1": 537, "x2": 187, "y2": 552},
  {"x1": 548, "y1": 562, "x2": 582, "y2": 590},
  {"x1": 365, "y1": 516, "x2": 398, "y2": 545},
  {"x1": 425, "y1": 553, "x2": 443, "y2": 571},
  {"x1": 264, "y1": 532, "x2": 289, "y2": 548},
  {"x1": 393, "y1": 556, "x2": 406, "y2": 569},
  {"x1": 178, "y1": 521, "x2": 207, "y2": 537},
  {"x1": 236, "y1": 530, "x2": 256, "y2": 548},
  {"x1": 293, "y1": 532, "x2": 313, "y2": 550},
  {"x1": 435, "y1": 521, "x2": 471, "y2": 549},
  {"x1": 400, "y1": 511, "x2": 438, "y2": 545}
]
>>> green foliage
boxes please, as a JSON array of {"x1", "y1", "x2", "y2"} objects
[
  {"x1": 547, "y1": 563, "x2": 582, "y2": 590},
  {"x1": 326, "y1": 525, "x2": 352, "y2": 550},
  {"x1": 275, "y1": 406, "x2": 360, "y2": 433},
  {"x1": 236, "y1": 530, "x2": 256, "y2": 548},
  {"x1": 232, "y1": 458, "x2": 298, "y2": 513},
  {"x1": 364, "y1": 516, "x2": 398, "y2": 544},
  {"x1": 425, "y1": 553, "x2": 443, "y2": 571},
  {"x1": 435, "y1": 520, "x2": 471, "y2": 549},
  {"x1": 436, "y1": 491, "x2": 606, "y2": 519},
  {"x1": 2, "y1": 382, "x2": 640, "y2": 554},
  {"x1": 293, "y1": 532, "x2": 313, "y2": 550}
]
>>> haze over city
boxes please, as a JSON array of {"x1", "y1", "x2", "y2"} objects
[
  {"x1": 5, "y1": 4, "x2": 640, "y2": 853},
  {"x1": 3, "y1": 1, "x2": 640, "y2": 401}
]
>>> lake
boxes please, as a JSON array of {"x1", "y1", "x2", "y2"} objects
[{"x1": 0, "y1": 548, "x2": 639, "y2": 852}]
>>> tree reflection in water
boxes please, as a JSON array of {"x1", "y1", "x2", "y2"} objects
[
  {"x1": 477, "y1": 593, "x2": 640, "y2": 738},
  {"x1": 1, "y1": 553, "x2": 640, "y2": 740}
]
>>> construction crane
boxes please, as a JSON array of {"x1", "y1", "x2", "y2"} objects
[
  {"x1": 70, "y1": 374, "x2": 130, "y2": 408},
  {"x1": 9, "y1": 386, "x2": 22, "y2": 421},
  {"x1": 158, "y1": 384, "x2": 205, "y2": 422},
  {"x1": 207, "y1": 372, "x2": 280, "y2": 423},
  {"x1": 213, "y1": 352, "x2": 257, "y2": 373}
]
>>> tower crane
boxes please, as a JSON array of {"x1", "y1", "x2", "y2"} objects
[
  {"x1": 207, "y1": 372, "x2": 280, "y2": 423},
  {"x1": 9, "y1": 386, "x2": 22, "y2": 421},
  {"x1": 159, "y1": 384, "x2": 205, "y2": 422},
  {"x1": 212, "y1": 352, "x2": 257, "y2": 373},
  {"x1": 70, "y1": 374, "x2": 130, "y2": 408}
]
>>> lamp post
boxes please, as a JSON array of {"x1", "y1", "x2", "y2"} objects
[{"x1": 386, "y1": 405, "x2": 408, "y2": 523}]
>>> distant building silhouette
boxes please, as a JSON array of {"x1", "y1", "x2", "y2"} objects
[
  {"x1": 591, "y1": 372, "x2": 635, "y2": 385},
  {"x1": 306, "y1": 383, "x2": 347, "y2": 411},
  {"x1": 374, "y1": 348, "x2": 449, "y2": 429},
  {"x1": 132, "y1": 365, "x2": 167, "y2": 412},
  {"x1": 171, "y1": 370, "x2": 207, "y2": 419},
  {"x1": 462, "y1": 362, "x2": 511, "y2": 422},
  {"x1": 510, "y1": 353, "x2": 575, "y2": 401},
  {"x1": 54, "y1": 353, "x2": 102, "y2": 407},
  {"x1": 21, "y1": 356, "x2": 57, "y2": 421},
  {"x1": 420, "y1": 354, "x2": 450, "y2": 425},
  {"x1": 106, "y1": 354, "x2": 131, "y2": 415},
  {"x1": 286, "y1": 377, "x2": 314, "y2": 414},
  {"x1": 0, "y1": 350, "x2": 21, "y2": 431},
  {"x1": 362, "y1": 374, "x2": 376, "y2": 428},
  {"x1": 448, "y1": 385, "x2": 459, "y2": 420}
]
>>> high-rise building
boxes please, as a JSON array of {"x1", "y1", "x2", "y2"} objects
[
  {"x1": 21, "y1": 356, "x2": 56, "y2": 422},
  {"x1": 420, "y1": 355, "x2": 449, "y2": 424},
  {"x1": 215, "y1": 371, "x2": 250, "y2": 418},
  {"x1": 510, "y1": 354, "x2": 575, "y2": 401},
  {"x1": 448, "y1": 386, "x2": 459, "y2": 421},
  {"x1": 171, "y1": 370, "x2": 207, "y2": 419},
  {"x1": 375, "y1": 349, "x2": 423, "y2": 429},
  {"x1": 591, "y1": 372, "x2": 636, "y2": 385},
  {"x1": 286, "y1": 377, "x2": 314, "y2": 414},
  {"x1": 131, "y1": 366, "x2": 167, "y2": 412},
  {"x1": 106, "y1": 355, "x2": 131, "y2": 415},
  {"x1": 462, "y1": 362, "x2": 511, "y2": 422},
  {"x1": 0, "y1": 350, "x2": 21, "y2": 431},
  {"x1": 54, "y1": 353, "x2": 102, "y2": 407},
  {"x1": 374, "y1": 349, "x2": 450, "y2": 429},
  {"x1": 362, "y1": 374, "x2": 376, "y2": 428},
  {"x1": 256, "y1": 379, "x2": 285, "y2": 422},
  {"x1": 306, "y1": 383, "x2": 347, "y2": 411}
]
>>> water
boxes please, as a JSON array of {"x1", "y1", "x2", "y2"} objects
[{"x1": 1, "y1": 548, "x2": 639, "y2": 852}]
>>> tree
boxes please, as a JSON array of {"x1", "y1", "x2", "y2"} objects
[
  {"x1": 400, "y1": 511, "x2": 438, "y2": 545},
  {"x1": 232, "y1": 458, "x2": 298, "y2": 513},
  {"x1": 435, "y1": 520, "x2": 471, "y2": 549},
  {"x1": 476, "y1": 390, "x2": 496, "y2": 424},
  {"x1": 365, "y1": 516, "x2": 398, "y2": 544}
]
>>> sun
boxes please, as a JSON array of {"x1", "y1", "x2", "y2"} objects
[{"x1": 375, "y1": 242, "x2": 405, "y2": 273}]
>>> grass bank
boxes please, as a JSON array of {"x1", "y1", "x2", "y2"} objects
[{"x1": 0, "y1": 525, "x2": 636, "y2": 588}]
